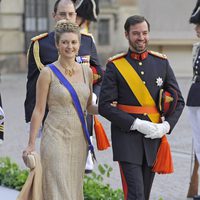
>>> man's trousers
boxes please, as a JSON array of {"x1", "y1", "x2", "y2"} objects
[{"x1": 119, "y1": 159, "x2": 155, "y2": 200}]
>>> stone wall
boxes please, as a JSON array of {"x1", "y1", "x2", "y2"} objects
[{"x1": 0, "y1": 0, "x2": 26, "y2": 73}]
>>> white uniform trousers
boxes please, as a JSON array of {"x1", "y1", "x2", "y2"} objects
[{"x1": 188, "y1": 107, "x2": 200, "y2": 162}]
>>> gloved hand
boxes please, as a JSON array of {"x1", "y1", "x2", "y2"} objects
[
  {"x1": 145, "y1": 121, "x2": 170, "y2": 139},
  {"x1": 131, "y1": 118, "x2": 157, "y2": 135},
  {"x1": 92, "y1": 93, "x2": 97, "y2": 105}
]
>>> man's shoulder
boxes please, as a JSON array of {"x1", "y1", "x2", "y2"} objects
[
  {"x1": 81, "y1": 32, "x2": 94, "y2": 43},
  {"x1": 81, "y1": 32, "x2": 93, "y2": 38},
  {"x1": 148, "y1": 50, "x2": 167, "y2": 60},
  {"x1": 31, "y1": 32, "x2": 49, "y2": 42},
  {"x1": 108, "y1": 52, "x2": 127, "y2": 62},
  {"x1": 193, "y1": 42, "x2": 200, "y2": 51}
]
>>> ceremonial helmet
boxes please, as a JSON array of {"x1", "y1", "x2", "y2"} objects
[
  {"x1": 75, "y1": 0, "x2": 99, "y2": 21},
  {"x1": 190, "y1": 0, "x2": 200, "y2": 24}
]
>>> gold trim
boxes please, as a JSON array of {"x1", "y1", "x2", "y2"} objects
[
  {"x1": 31, "y1": 33, "x2": 48, "y2": 42},
  {"x1": 0, "y1": 125, "x2": 4, "y2": 131},
  {"x1": 33, "y1": 41, "x2": 44, "y2": 71}
]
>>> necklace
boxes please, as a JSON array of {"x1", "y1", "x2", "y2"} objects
[{"x1": 59, "y1": 62, "x2": 76, "y2": 76}]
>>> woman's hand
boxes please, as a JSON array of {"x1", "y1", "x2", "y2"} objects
[{"x1": 22, "y1": 145, "x2": 35, "y2": 165}]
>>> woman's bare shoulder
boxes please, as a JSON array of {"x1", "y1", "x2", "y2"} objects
[{"x1": 38, "y1": 66, "x2": 52, "y2": 82}]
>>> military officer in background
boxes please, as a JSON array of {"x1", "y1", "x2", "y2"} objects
[
  {"x1": 99, "y1": 15, "x2": 185, "y2": 200},
  {"x1": 24, "y1": 0, "x2": 103, "y2": 134},
  {"x1": 0, "y1": 2, "x2": 4, "y2": 144},
  {"x1": 75, "y1": 0, "x2": 101, "y2": 173},
  {"x1": 186, "y1": 0, "x2": 200, "y2": 198}
]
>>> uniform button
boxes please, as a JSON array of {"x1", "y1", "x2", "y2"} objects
[
  {"x1": 198, "y1": 56, "x2": 200, "y2": 59},
  {"x1": 141, "y1": 71, "x2": 144, "y2": 75},
  {"x1": 196, "y1": 61, "x2": 199, "y2": 64},
  {"x1": 143, "y1": 81, "x2": 146, "y2": 84},
  {"x1": 195, "y1": 71, "x2": 198, "y2": 74},
  {"x1": 195, "y1": 66, "x2": 198, "y2": 69},
  {"x1": 139, "y1": 62, "x2": 142, "y2": 66}
]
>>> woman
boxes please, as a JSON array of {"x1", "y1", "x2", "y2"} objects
[{"x1": 23, "y1": 20, "x2": 97, "y2": 200}]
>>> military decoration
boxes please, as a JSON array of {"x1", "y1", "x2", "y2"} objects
[{"x1": 156, "y1": 77, "x2": 163, "y2": 87}]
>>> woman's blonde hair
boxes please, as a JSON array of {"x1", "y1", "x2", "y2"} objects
[{"x1": 54, "y1": 19, "x2": 81, "y2": 45}]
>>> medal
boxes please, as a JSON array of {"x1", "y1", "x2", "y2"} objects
[{"x1": 156, "y1": 77, "x2": 163, "y2": 87}]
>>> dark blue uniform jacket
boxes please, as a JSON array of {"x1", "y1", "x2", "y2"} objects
[{"x1": 99, "y1": 50, "x2": 185, "y2": 166}]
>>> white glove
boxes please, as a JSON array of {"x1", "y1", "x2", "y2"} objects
[
  {"x1": 92, "y1": 93, "x2": 97, "y2": 105},
  {"x1": 145, "y1": 121, "x2": 170, "y2": 139},
  {"x1": 131, "y1": 118, "x2": 157, "y2": 135}
]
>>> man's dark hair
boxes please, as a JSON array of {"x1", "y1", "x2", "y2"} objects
[
  {"x1": 124, "y1": 15, "x2": 150, "y2": 33},
  {"x1": 54, "y1": 0, "x2": 76, "y2": 13}
]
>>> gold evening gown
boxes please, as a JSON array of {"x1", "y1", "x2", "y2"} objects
[{"x1": 40, "y1": 65, "x2": 91, "y2": 200}]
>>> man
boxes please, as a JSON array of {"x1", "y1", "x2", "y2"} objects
[
  {"x1": 75, "y1": 0, "x2": 101, "y2": 173},
  {"x1": 24, "y1": 0, "x2": 103, "y2": 129},
  {"x1": 99, "y1": 15, "x2": 185, "y2": 200},
  {"x1": 186, "y1": 0, "x2": 200, "y2": 198}
]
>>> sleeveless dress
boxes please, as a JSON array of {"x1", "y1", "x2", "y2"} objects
[{"x1": 40, "y1": 65, "x2": 91, "y2": 200}]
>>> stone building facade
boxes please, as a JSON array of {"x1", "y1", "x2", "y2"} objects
[{"x1": 0, "y1": 0, "x2": 198, "y2": 76}]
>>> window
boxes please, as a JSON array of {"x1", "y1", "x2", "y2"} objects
[
  {"x1": 24, "y1": 0, "x2": 49, "y2": 50},
  {"x1": 98, "y1": 19, "x2": 110, "y2": 45}
]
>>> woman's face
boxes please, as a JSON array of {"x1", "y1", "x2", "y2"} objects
[
  {"x1": 195, "y1": 24, "x2": 200, "y2": 38},
  {"x1": 57, "y1": 32, "x2": 80, "y2": 59}
]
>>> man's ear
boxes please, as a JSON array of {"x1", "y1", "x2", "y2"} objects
[
  {"x1": 125, "y1": 31, "x2": 129, "y2": 40},
  {"x1": 52, "y1": 12, "x2": 56, "y2": 19}
]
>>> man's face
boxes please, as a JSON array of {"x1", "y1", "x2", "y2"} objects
[
  {"x1": 125, "y1": 21, "x2": 149, "y2": 53},
  {"x1": 53, "y1": 1, "x2": 76, "y2": 23},
  {"x1": 195, "y1": 24, "x2": 200, "y2": 38}
]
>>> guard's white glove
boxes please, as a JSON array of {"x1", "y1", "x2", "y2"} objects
[
  {"x1": 145, "y1": 121, "x2": 170, "y2": 139},
  {"x1": 130, "y1": 118, "x2": 157, "y2": 135},
  {"x1": 92, "y1": 93, "x2": 97, "y2": 105}
]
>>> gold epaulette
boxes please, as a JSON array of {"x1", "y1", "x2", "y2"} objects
[
  {"x1": 108, "y1": 52, "x2": 127, "y2": 62},
  {"x1": 81, "y1": 32, "x2": 95, "y2": 42},
  {"x1": 81, "y1": 32, "x2": 93, "y2": 37},
  {"x1": 31, "y1": 34, "x2": 48, "y2": 71},
  {"x1": 148, "y1": 50, "x2": 167, "y2": 59},
  {"x1": 31, "y1": 33, "x2": 48, "y2": 42}
]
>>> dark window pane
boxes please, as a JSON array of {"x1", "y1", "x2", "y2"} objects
[
  {"x1": 98, "y1": 19, "x2": 110, "y2": 45},
  {"x1": 24, "y1": 0, "x2": 49, "y2": 50}
]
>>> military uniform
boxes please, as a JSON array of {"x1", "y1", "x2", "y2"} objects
[
  {"x1": 99, "y1": 49, "x2": 185, "y2": 200},
  {"x1": 186, "y1": 1, "x2": 200, "y2": 197},
  {"x1": 24, "y1": 31, "x2": 103, "y2": 123},
  {"x1": 186, "y1": 42, "x2": 200, "y2": 163},
  {"x1": 187, "y1": 42, "x2": 200, "y2": 106}
]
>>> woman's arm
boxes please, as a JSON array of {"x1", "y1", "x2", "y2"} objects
[{"x1": 24, "y1": 67, "x2": 51, "y2": 154}]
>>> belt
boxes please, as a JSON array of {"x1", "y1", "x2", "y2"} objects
[{"x1": 117, "y1": 104, "x2": 159, "y2": 114}]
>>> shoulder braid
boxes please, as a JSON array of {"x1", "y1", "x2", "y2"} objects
[{"x1": 148, "y1": 50, "x2": 167, "y2": 59}]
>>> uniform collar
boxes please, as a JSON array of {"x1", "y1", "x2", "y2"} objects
[{"x1": 129, "y1": 49, "x2": 148, "y2": 61}]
